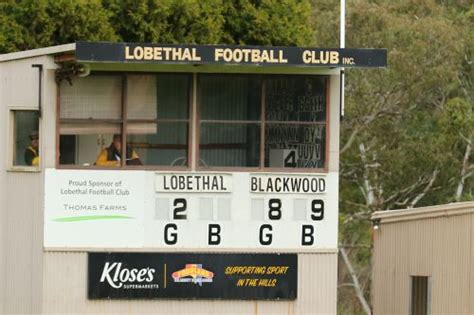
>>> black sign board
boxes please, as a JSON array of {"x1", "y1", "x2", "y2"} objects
[
  {"x1": 76, "y1": 41, "x2": 387, "y2": 68},
  {"x1": 88, "y1": 253, "x2": 297, "y2": 300}
]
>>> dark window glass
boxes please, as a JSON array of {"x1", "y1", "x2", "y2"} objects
[
  {"x1": 13, "y1": 110, "x2": 39, "y2": 166},
  {"x1": 411, "y1": 276, "x2": 430, "y2": 315},
  {"x1": 200, "y1": 123, "x2": 260, "y2": 167},
  {"x1": 264, "y1": 75, "x2": 327, "y2": 169},
  {"x1": 199, "y1": 75, "x2": 261, "y2": 168},
  {"x1": 127, "y1": 74, "x2": 190, "y2": 120},
  {"x1": 265, "y1": 124, "x2": 325, "y2": 168},
  {"x1": 265, "y1": 76, "x2": 326, "y2": 122},
  {"x1": 200, "y1": 75, "x2": 261, "y2": 121}
]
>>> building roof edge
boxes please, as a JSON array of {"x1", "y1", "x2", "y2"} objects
[
  {"x1": 0, "y1": 43, "x2": 75, "y2": 62},
  {"x1": 372, "y1": 201, "x2": 474, "y2": 223}
]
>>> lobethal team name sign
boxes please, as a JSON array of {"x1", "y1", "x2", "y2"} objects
[
  {"x1": 44, "y1": 169, "x2": 338, "y2": 251},
  {"x1": 76, "y1": 41, "x2": 387, "y2": 68}
]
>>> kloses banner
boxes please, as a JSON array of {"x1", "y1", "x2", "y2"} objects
[{"x1": 88, "y1": 252, "x2": 297, "y2": 300}]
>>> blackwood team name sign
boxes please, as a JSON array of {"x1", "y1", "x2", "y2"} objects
[{"x1": 75, "y1": 41, "x2": 387, "y2": 68}]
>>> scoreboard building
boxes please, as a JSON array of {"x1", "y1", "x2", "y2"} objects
[{"x1": 0, "y1": 42, "x2": 386, "y2": 314}]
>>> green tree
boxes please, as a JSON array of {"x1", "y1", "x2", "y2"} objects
[
  {"x1": 222, "y1": 0, "x2": 313, "y2": 45},
  {"x1": 0, "y1": 0, "x2": 117, "y2": 53},
  {"x1": 312, "y1": 1, "x2": 472, "y2": 314},
  {"x1": 102, "y1": 0, "x2": 226, "y2": 44},
  {"x1": 1, "y1": 0, "x2": 314, "y2": 52}
]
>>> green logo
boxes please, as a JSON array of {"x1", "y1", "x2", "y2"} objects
[{"x1": 52, "y1": 215, "x2": 134, "y2": 222}]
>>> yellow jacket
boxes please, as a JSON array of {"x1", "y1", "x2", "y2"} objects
[{"x1": 95, "y1": 147, "x2": 140, "y2": 167}]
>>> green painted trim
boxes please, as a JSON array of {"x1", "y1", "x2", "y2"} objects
[
  {"x1": 52, "y1": 215, "x2": 134, "y2": 222},
  {"x1": 89, "y1": 63, "x2": 337, "y2": 75}
]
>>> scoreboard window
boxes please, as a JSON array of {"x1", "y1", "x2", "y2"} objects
[
  {"x1": 58, "y1": 74, "x2": 191, "y2": 167},
  {"x1": 126, "y1": 74, "x2": 191, "y2": 167},
  {"x1": 198, "y1": 75, "x2": 328, "y2": 170},
  {"x1": 57, "y1": 73, "x2": 327, "y2": 171},
  {"x1": 199, "y1": 75, "x2": 261, "y2": 168},
  {"x1": 264, "y1": 76, "x2": 327, "y2": 169}
]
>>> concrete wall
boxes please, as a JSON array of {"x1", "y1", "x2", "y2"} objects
[{"x1": 372, "y1": 202, "x2": 474, "y2": 315}]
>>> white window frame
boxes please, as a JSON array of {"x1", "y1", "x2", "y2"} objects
[{"x1": 7, "y1": 106, "x2": 41, "y2": 172}]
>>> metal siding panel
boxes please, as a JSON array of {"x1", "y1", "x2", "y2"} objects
[
  {"x1": 373, "y1": 203, "x2": 474, "y2": 315},
  {"x1": 4, "y1": 173, "x2": 43, "y2": 314},
  {"x1": 299, "y1": 253, "x2": 337, "y2": 314},
  {"x1": 471, "y1": 214, "x2": 474, "y2": 313},
  {"x1": 42, "y1": 252, "x2": 336, "y2": 314},
  {"x1": 1, "y1": 59, "x2": 39, "y2": 107},
  {"x1": 43, "y1": 67, "x2": 59, "y2": 169},
  {"x1": 1, "y1": 55, "x2": 56, "y2": 314},
  {"x1": 0, "y1": 63, "x2": 6, "y2": 314}
]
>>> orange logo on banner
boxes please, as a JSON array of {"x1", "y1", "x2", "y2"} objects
[{"x1": 172, "y1": 264, "x2": 214, "y2": 286}]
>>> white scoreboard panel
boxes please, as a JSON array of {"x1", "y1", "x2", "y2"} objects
[
  {"x1": 44, "y1": 169, "x2": 338, "y2": 251},
  {"x1": 147, "y1": 172, "x2": 337, "y2": 250}
]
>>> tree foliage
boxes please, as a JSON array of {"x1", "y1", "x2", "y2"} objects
[
  {"x1": 0, "y1": 0, "x2": 117, "y2": 52},
  {"x1": 312, "y1": 1, "x2": 472, "y2": 313},
  {"x1": 0, "y1": 0, "x2": 313, "y2": 53},
  {"x1": 0, "y1": 1, "x2": 472, "y2": 314}
]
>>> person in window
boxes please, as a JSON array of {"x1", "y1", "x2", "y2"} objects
[
  {"x1": 95, "y1": 134, "x2": 142, "y2": 166},
  {"x1": 24, "y1": 130, "x2": 40, "y2": 166}
]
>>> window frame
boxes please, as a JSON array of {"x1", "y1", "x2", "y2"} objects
[
  {"x1": 56, "y1": 72, "x2": 330, "y2": 173},
  {"x1": 124, "y1": 73, "x2": 193, "y2": 170},
  {"x1": 8, "y1": 107, "x2": 41, "y2": 172},
  {"x1": 196, "y1": 73, "x2": 264, "y2": 171},
  {"x1": 196, "y1": 73, "x2": 329, "y2": 173},
  {"x1": 56, "y1": 72, "x2": 193, "y2": 171}
]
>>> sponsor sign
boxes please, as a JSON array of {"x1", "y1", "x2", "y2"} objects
[
  {"x1": 76, "y1": 41, "x2": 387, "y2": 68},
  {"x1": 88, "y1": 252, "x2": 297, "y2": 300},
  {"x1": 44, "y1": 169, "x2": 146, "y2": 248},
  {"x1": 45, "y1": 169, "x2": 338, "y2": 251}
]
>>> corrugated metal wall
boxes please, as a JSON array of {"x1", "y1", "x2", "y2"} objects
[
  {"x1": 0, "y1": 55, "x2": 56, "y2": 314},
  {"x1": 372, "y1": 203, "x2": 474, "y2": 315},
  {"x1": 3, "y1": 173, "x2": 43, "y2": 314},
  {"x1": 42, "y1": 252, "x2": 337, "y2": 314},
  {"x1": 0, "y1": 60, "x2": 6, "y2": 314}
]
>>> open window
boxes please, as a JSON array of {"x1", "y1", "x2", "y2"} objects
[{"x1": 58, "y1": 74, "x2": 191, "y2": 168}]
